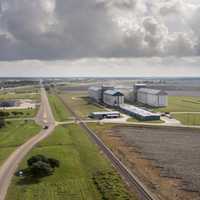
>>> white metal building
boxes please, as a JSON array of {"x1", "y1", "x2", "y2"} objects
[
  {"x1": 103, "y1": 90, "x2": 124, "y2": 107},
  {"x1": 88, "y1": 86, "x2": 102, "y2": 102},
  {"x1": 137, "y1": 88, "x2": 168, "y2": 107}
]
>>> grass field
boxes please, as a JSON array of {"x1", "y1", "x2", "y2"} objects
[
  {"x1": 60, "y1": 93, "x2": 106, "y2": 118},
  {"x1": 0, "y1": 120, "x2": 40, "y2": 166},
  {"x1": 153, "y1": 96, "x2": 200, "y2": 112},
  {"x1": 0, "y1": 108, "x2": 38, "y2": 119},
  {"x1": 6, "y1": 125, "x2": 136, "y2": 200},
  {"x1": 0, "y1": 93, "x2": 40, "y2": 101},
  {"x1": 48, "y1": 94, "x2": 72, "y2": 121},
  {"x1": 172, "y1": 113, "x2": 200, "y2": 125}
]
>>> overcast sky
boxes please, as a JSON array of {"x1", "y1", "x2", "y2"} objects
[{"x1": 0, "y1": 0, "x2": 200, "y2": 77}]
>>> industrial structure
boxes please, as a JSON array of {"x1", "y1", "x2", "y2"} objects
[
  {"x1": 137, "y1": 88, "x2": 168, "y2": 107},
  {"x1": 88, "y1": 86, "x2": 114, "y2": 103},
  {"x1": 120, "y1": 104, "x2": 160, "y2": 121},
  {"x1": 88, "y1": 85, "x2": 162, "y2": 121},
  {"x1": 103, "y1": 90, "x2": 124, "y2": 107},
  {"x1": 133, "y1": 84, "x2": 147, "y2": 102},
  {"x1": 89, "y1": 111, "x2": 120, "y2": 119}
]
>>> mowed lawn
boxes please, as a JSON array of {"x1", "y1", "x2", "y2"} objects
[
  {"x1": 0, "y1": 120, "x2": 40, "y2": 166},
  {"x1": 60, "y1": 93, "x2": 106, "y2": 118},
  {"x1": 6, "y1": 125, "x2": 135, "y2": 200},
  {"x1": 172, "y1": 113, "x2": 200, "y2": 125},
  {"x1": 153, "y1": 96, "x2": 200, "y2": 112},
  {"x1": 48, "y1": 94, "x2": 72, "y2": 121}
]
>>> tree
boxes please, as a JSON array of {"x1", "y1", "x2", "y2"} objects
[
  {"x1": 19, "y1": 155, "x2": 61, "y2": 179},
  {"x1": 48, "y1": 158, "x2": 60, "y2": 168},
  {"x1": 27, "y1": 154, "x2": 49, "y2": 167},
  {"x1": 30, "y1": 161, "x2": 53, "y2": 177},
  {"x1": 0, "y1": 118, "x2": 5, "y2": 128}
]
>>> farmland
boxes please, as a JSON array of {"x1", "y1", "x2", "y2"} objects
[
  {"x1": 6, "y1": 125, "x2": 136, "y2": 200},
  {"x1": 48, "y1": 94, "x2": 72, "y2": 121},
  {"x1": 59, "y1": 92, "x2": 106, "y2": 118},
  {"x1": 153, "y1": 96, "x2": 200, "y2": 112},
  {"x1": 88, "y1": 123, "x2": 200, "y2": 200},
  {"x1": 0, "y1": 120, "x2": 40, "y2": 166}
]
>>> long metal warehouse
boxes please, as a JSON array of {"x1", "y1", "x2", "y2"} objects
[{"x1": 120, "y1": 104, "x2": 160, "y2": 121}]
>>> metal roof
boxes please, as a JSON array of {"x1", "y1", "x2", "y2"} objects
[
  {"x1": 120, "y1": 104, "x2": 160, "y2": 117},
  {"x1": 138, "y1": 88, "x2": 168, "y2": 95},
  {"x1": 88, "y1": 86, "x2": 102, "y2": 92},
  {"x1": 91, "y1": 111, "x2": 120, "y2": 115},
  {"x1": 104, "y1": 90, "x2": 124, "y2": 96}
]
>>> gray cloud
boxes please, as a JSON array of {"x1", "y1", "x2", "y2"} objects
[{"x1": 0, "y1": 0, "x2": 200, "y2": 60}]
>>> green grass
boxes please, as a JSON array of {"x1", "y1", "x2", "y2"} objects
[
  {"x1": 6, "y1": 125, "x2": 136, "y2": 200},
  {"x1": 48, "y1": 94, "x2": 72, "y2": 121},
  {"x1": 0, "y1": 120, "x2": 40, "y2": 166},
  {"x1": 172, "y1": 113, "x2": 200, "y2": 125},
  {"x1": 153, "y1": 96, "x2": 200, "y2": 112},
  {"x1": 0, "y1": 108, "x2": 37, "y2": 119},
  {"x1": 0, "y1": 93, "x2": 40, "y2": 100},
  {"x1": 60, "y1": 93, "x2": 106, "y2": 118}
]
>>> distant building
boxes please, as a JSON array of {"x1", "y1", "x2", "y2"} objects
[
  {"x1": 137, "y1": 88, "x2": 168, "y2": 107},
  {"x1": 103, "y1": 90, "x2": 124, "y2": 107},
  {"x1": 88, "y1": 86, "x2": 114, "y2": 103},
  {"x1": 120, "y1": 104, "x2": 160, "y2": 121},
  {"x1": 88, "y1": 86, "x2": 102, "y2": 103},
  {"x1": 89, "y1": 111, "x2": 120, "y2": 119},
  {"x1": 0, "y1": 100, "x2": 16, "y2": 108},
  {"x1": 133, "y1": 84, "x2": 147, "y2": 102}
]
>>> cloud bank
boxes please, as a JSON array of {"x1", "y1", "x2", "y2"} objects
[{"x1": 0, "y1": 0, "x2": 200, "y2": 60}]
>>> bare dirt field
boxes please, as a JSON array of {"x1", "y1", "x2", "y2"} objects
[
  {"x1": 114, "y1": 126, "x2": 200, "y2": 197},
  {"x1": 89, "y1": 123, "x2": 200, "y2": 200}
]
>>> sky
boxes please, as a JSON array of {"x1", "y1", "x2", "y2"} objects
[{"x1": 0, "y1": 0, "x2": 200, "y2": 77}]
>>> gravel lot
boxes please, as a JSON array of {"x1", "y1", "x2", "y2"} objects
[{"x1": 114, "y1": 126, "x2": 200, "y2": 193}]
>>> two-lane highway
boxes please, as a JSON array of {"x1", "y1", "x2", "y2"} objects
[{"x1": 0, "y1": 87, "x2": 55, "y2": 200}]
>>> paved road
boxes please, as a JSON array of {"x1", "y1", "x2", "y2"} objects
[{"x1": 0, "y1": 87, "x2": 55, "y2": 200}]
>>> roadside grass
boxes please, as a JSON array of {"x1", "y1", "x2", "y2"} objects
[
  {"x1": 48, "y1": 94, "x2": 72, "y2": 121},
  {"x1": 0, "y1": 120, "x2": 40, "y2": 166},
  {"x1": 172, "y1": 113, "x2": 200, "y2": 125},
  {"x1": 153, "y1": 96, "x2": 200, "y2": 112},
  {"x1": 6, "y1": 125, "x2": 136, "y2": 200},
  {"x1": 60, "y1": 93, "x2": 106, "y2": 118}
]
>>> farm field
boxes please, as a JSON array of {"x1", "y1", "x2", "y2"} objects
[
  {"x1": 153, "y1": 96, "x2": 200, "y2": 112},
  {"x1": 59, "y1": 92, "x2": 106, "y2": 118},
  {"x1": 6, "y1": 124, "x2": 136, "y2": 200},
  {"x1": 88, "y1": 123, "x2": 200, "y2": 200},
  {"x1": 172, "y1": 113, "x2": 200, "y2": 125},
  {"x1": 48, "y1": 94, "x2": 72, "y2": 121},
  {"x1": 0, "y1": 120, "x2": 40, "y2": 166}
]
